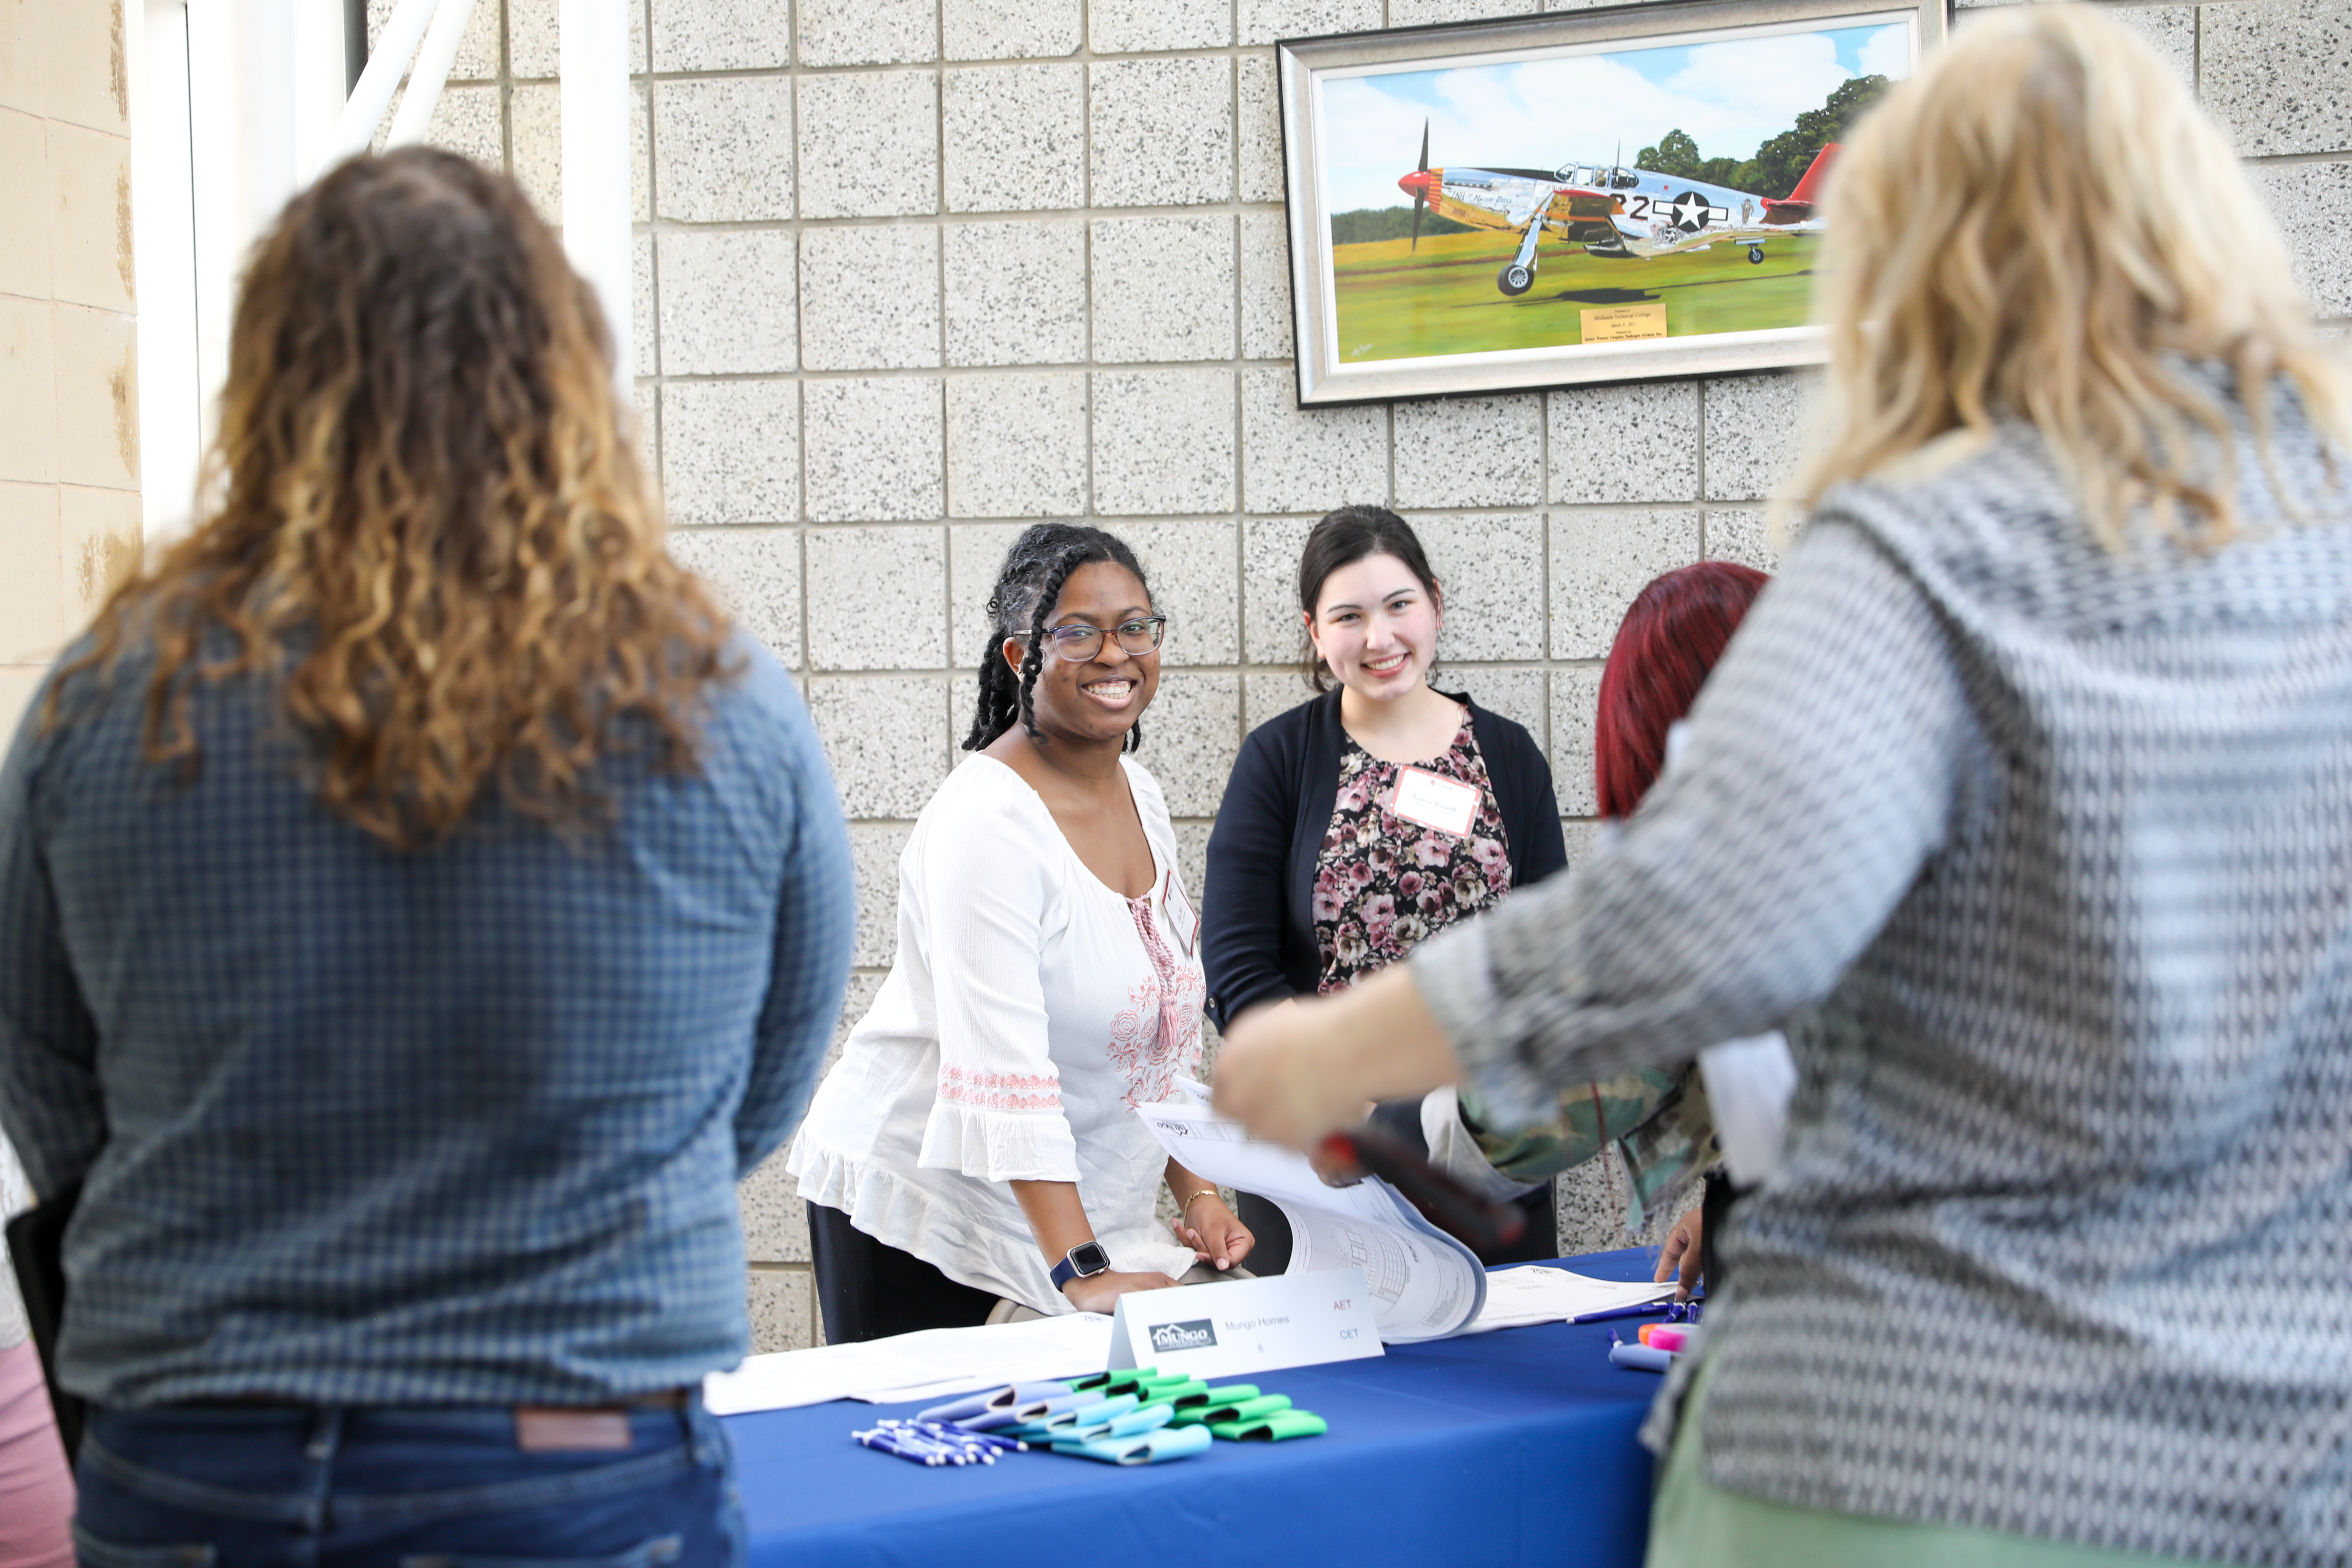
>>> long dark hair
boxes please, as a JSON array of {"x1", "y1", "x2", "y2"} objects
[
  {"x1": 962, "y1": 524, "x2": 1154, "y2": 753},
  {"x1": 1296, "y1": 506, "x2": 1440, "y2": 692}
]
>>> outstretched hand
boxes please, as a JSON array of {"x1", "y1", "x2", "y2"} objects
[
  {"x1": 1212, "y1": 965, "x2": 1461, "y2": 1149},
  {"x1": 1655, "y1": 1207, "x2": 1704, "y2": 1302}
]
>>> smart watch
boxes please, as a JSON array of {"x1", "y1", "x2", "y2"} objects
[{"x1": 1049, "y1": 1240, "x2": 1112, "y2": 1293}]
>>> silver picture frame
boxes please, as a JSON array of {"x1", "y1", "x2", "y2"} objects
[{"x1": 1279, "y1": 0, "x2": 1949, "y2": 406}]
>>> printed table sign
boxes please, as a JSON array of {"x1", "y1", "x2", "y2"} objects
[{"x1": 1108, "y1": 1268, "x2": 1384, "y2": 1380}]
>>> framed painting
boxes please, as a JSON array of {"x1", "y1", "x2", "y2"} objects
[{"x1": 1278, "y1": 0, "x2": 1949, "y2": 405}]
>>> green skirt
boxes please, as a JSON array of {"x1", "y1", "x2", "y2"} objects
[{"x1": 1647, "y1": 1359, "x2": 2203, "y2": 1568}]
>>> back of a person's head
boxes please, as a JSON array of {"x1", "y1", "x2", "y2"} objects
[
  {"x1": 1594, "y1": 561, "x2": 1770, "y2": 819},
  {"x1": 1799, "y1": 4, "x2": 2348, "y2": 546},
  {"x1": 61, "y1": 148, "x2": 731, "y2": 851}
]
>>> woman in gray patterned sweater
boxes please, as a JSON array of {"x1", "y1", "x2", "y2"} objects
[{"x1": 1213, "y1": 9, "x2": 2352, "y2": 1568}]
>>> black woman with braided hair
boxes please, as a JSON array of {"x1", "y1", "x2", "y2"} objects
[{"x1": 789, "y1": 524, "x2": 1253, "y2": 1340}]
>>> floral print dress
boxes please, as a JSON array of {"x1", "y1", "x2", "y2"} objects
[{"x1": 1314, "y1": 716, "x2": 1512, "y2": 992}]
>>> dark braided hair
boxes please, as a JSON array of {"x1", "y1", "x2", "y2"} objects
[{"x1": 962, "y1": 524, "x2": 1154, "y2": 753}]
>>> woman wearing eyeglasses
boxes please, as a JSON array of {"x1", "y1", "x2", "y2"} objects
[{"x1": 789, "y1": 524, "x2": 1252, "y2": 1340}]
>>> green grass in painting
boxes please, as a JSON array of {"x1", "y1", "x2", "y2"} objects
[{"x1": 1331, "y1": 229, "x2": 1822, "y2": 363}]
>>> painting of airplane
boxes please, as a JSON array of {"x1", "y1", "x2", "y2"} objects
[{"x1": 1393, "y1": 122, "x2": 1839, "y2": 298}]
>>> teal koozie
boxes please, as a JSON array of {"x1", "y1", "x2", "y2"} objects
[
  {"x1": 1228, "y1": 1408, "x2": 1328, "y2": 1442},
  {"x1": 1052, "y1": 1424, "x2": 1216, "y2": 1465}
]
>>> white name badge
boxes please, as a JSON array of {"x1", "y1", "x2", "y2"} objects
[
  {"x1": 1108, "y1": 1268, "x2": 1383, "y2": 1380},
  {"x1": 1160, "y1": 870, "x2": 1199, "y2": 956},
  {"x1": 1391, "y1": 767, "x2": 1479, "y2": 837}
]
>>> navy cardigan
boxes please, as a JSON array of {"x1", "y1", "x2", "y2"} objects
[{"x1": 1201, "y1": 687, "x2": 1569, "y2": 1030}]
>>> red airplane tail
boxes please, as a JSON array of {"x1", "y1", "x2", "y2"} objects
[{"x1": 1760, "y1": 143, "x2": 1839, "y2": 223}]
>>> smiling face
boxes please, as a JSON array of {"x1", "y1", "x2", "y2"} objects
[
  {"x1": 1000, "y1": 560, "x2": 1161, "y2": 746},
  {"x1": 1306, "y1": 553, "x2": 1442, "y2": 703}
]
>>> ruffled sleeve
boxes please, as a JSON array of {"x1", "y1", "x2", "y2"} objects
[{"x1": 914, "y1": 772, "x2": 1082, "y2": 1183}]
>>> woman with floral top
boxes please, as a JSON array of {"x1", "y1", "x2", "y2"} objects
[{"x1": 1206, "y1": 507, "x2": 1700, "y2": 1267}]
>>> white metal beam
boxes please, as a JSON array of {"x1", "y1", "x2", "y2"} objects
[{"x1": 561, "y1": 0, "x2": 634, "y2": 390}]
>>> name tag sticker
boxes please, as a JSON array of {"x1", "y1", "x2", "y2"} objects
[
  {"x1": 1391, "y1": 767, "x2": 1479, "y2": 837},
  {"x1": 1161, "y1": 871, "x2": 1200, "y2": 956}
]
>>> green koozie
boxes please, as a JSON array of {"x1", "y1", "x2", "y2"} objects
[
  {"x1": 1135, "y1": 1378, "x2": 1212, "y2": 1413},
  {"x1": 1201, "y1": 1395, "x2": 1293, "y2": 1432},
  {"x1": 1229, "y1": 1408, "x2": 1328, "y2": 1442},
  {"x1": 1171, "y1": 1386, "x2": 1268, "y2": 1426}
]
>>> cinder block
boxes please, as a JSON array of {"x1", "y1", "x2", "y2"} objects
[
  {"x1": 2108, "y1": 5, "x2": 2193, "y2": 89},
  {"x1": 1395, "y1": 396, "x2": 1543, "y2": 508},
  {"x1": 397, "y1": 82, "x2": 501, "y2": 171},
  {"x1": 1549, "y1": 509, "x2": 1700, "y2": 660},
  {"x1": 1242, "y1": 514, "x2": 1317, "y2": 666},
  {"x1": 800, "y1": 226, "x2": 941, "y2": 371},
  {"x1": 41, "y1": 0, "x2": 129, "y2": 131},
  {"x1": 658, "y1": 230, "x2": 798, "y2": 376},
  {"x1": 0, "y1": 481, "x2": 62, "y2": 662},
  {"x1": 661, "y1": 380, "x2": 800, "y2": 526},
  {"x1": 1091, "y1": 215, "x2": 1236, "y2": 362},
  {"x1": 632, "y1": 232, "x2": 656, "y2": 375},
  {"x1": 57, "y1": 483, "x2": 139, "y2": 634},
  {"x1": 1244, "y1": 670, "x2": 1315, "y2": 732},
  {"x1": 1461, "y1": 668, "x2": 1547, "y2": 748},
  {"x1": 1704, "y1": 507, "x2": 1782, "y2": 573},
  {"x1": 2250, "y1": 159, "x2": 2352, "y2": 318},
  {"x1": 946, "y1": 371, "x2": 1087, "y2": 517},
  {"x1": 847, "y1": 822, "x2": 914, "y2": 966},
  {"x1": 747, "y1": 1269, "x2": 816, "y2": 1353},
  {"x1": 1092, "y1": 369, "x2": 1236, "y2": 515},
  {"x1": 738, "y1": 1151, "x2": 813, "y2": 1264},
  {"x1": 1548, "y1": 665, "x2": 1602, "y2": 817},
  {"x1": 944, "y1": 64, "x2": 1084, "y2": 213},
  {"x1": 1409, "y1": 511, "x2": 1546, "y2": 661},
  {"x1": 1238, "y1": 0, "x2": 1381, "y2": 45},
  {"x1": 1701, "y1": 373, "x2": 1817, "y2": 503},
  {"x1": 1090, "y1": 58, "x2": 1233, "y2": 209},
  {"x1": 1240, "y1": 210, "x2": 1295, "y2": 361},
  {"x1": 652, "y1": 0, "x2": 794, "y2": 71},
  {"x1": 45, "y1": 122, "x2": 130, "y2": 314},
  {"x1": 800, "y1": 0, "x2": 935, "y2": 64},
  {"x1": 806, "y1": 525, "x2": 948, "y2": 671},
  {"x1": 946, "y1": 0, "x2": 1082, "y2": 58},
  {"x1": 2201, "y1": 0, "x2": 2352, "y2": 156},
  {"x1": 0, "y1": 112, "x2": 47, "y2": 299},
  {"x1": 507, "y1": 83, "x2": 649, "y2": 227},
  {"x1": 0, "y1": 297, "x2": 56, "y2": 484},
  {"x1": 1388, "y1": 0, "x2": 1543, "y2": 21},
  {"x1": 1238, "y1": 54, "x2": 1285, "y2": 204},
  {"x1": 369, "y1": 0, "x2": 497, "y2": 84},
  {"x1": 1241, "y1": 367, "x2": 1386, "y2": 515},
  {"x1": 1548, "y1": 383, "x2": 1699, "y2": 505},
  {"x1": 944, "y1": 220, "x2": 1087, "y2": 366},
  {"x1": 52, "y1": 306, "x2": 135, "y2": 490},
  {"x1": 1141, "y1": 673, "x2": 1241, "y2": 817},
  {"x1": 809, "y1": 675, "x2": 953, "y2": 818},
  {"x1": 803, "y1": 378, "x2": 946, "y2": 522},
  {"x1": 798, "y1": 72, "x2": 939, "y2": 219},
  {"x1": 1122, "y1": 519, "x2": 1241, "y2": 667},
  {"x1": 1090, "y1": 0, "x2": 1230, "y2": 51},
  {"x1": 654, "y1": 77, "x2": 796, "y2": 223},
  {"x1": 667, "y1": 526, "x2": 802, "y2": 666}
]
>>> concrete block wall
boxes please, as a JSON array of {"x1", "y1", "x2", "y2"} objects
[
  {"x1": 386, "y1": 0, "x2": 2351, "y2": 1350},
  {"x1": 0, "y1": 0, "x2": 143, "y2": 740}
]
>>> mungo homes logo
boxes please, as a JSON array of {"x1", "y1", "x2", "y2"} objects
[{"x1": 1149, "y1": 1319, "x2": 1218, "y2": 1354}]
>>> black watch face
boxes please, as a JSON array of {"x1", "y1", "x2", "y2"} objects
[{"x1": 1069, "y1": 1241, "x2": 1111, "y2": 1278}]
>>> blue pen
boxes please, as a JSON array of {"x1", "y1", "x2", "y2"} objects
[{"x1": 1569, "y1": 1301, "x2": 1672, "y2": 1326}]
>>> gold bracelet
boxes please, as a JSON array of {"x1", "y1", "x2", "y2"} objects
[{"x1": 1178, "y1": 1187, "x2": 1222, "y2": 1214}]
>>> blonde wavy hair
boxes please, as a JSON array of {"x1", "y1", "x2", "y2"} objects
[
  {"x1": 1795, "y1": 4, "x2": 2350, "y2": 547},
  {"x1": 53, "y1": 148, "x2": 733, "y2": 851}
]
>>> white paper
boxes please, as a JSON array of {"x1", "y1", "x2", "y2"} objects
[
  {"x1": 1463, "y1": 1266, "x2": 1676, "y2": 1333},
  {"x1": 1108, "y1": 1268, "x2": 1383, "y2": 1379},
  {"x1": 703, "y1": 1312, "x2": 1114, "y2": 1415},
  {"x1": 1136, "y1": 1096, "x2": 1487, "y2": 1341},
  {"x1": 1697, "y1": 1031, "x2": 1798, "y2": 1188}
]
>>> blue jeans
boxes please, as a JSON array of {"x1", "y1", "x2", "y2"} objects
[{"x1": 71, "y1": 1399, "x2": 744, "y2": 1567}]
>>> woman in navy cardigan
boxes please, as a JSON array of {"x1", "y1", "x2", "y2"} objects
[{"x1": 1202, "y1": 507, "x2": 1566, "y2": 1266}]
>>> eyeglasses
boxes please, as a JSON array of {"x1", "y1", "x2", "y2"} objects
[{"x1": 1035, "y1": 616, "x2": 1168, "y2": 662}]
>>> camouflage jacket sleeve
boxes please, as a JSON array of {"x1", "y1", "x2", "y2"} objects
[{"x1": 1459, "y1": 1066, "x2": 1720, "y2": 1233}]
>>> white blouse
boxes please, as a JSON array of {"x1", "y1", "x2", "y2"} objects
[{"x1": 788, "y1": 754, "x2": 1206, "y2": 1314}]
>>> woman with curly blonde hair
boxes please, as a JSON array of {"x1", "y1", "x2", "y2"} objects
[
  {"x1": 0, "y1": 148, "x2": 851, "y2": 1562},
  {"x1": 1216, "y1": 9, "x2": 2352, "y2": 1566}
]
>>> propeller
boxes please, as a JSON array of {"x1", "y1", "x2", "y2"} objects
[{"x1": 1412, "y1": 119, "x2": 1429, "y2": 250}]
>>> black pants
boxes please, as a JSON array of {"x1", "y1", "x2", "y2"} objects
[
  {"x1": 1234, "y1": 1099, "x2": 1560, "y2": 1272},
  {"x1": 806, "y1": 1202, "x2": 1000, "y2": 1344}
]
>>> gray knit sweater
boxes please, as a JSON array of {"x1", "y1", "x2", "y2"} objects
[{"x1": 1417, "y1": 391, "x2": 2352, "y2": 1566}]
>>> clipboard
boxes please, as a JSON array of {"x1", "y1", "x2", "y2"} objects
[{"x1": 5, "y1": 1182, "x2": 82, "y2": 1462}]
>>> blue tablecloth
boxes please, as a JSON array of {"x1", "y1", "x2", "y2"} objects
[{"x1": 726, "y1": 1247, "x2": 1673, "y2": 1568}]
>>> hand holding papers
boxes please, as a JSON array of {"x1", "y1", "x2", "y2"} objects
[{"x1": 1136, "y1": 1092, "x2": 1488, "y2": 1341}]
